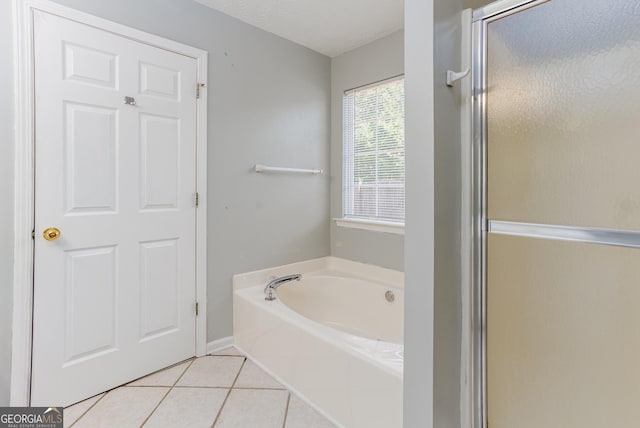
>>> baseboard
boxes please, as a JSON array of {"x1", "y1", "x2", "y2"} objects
[{"x1": 206, "y1": 336, "x2": 235, "y2": 354}]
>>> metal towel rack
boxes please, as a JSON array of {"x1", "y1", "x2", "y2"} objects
[{"x1": 254, "y1": 164, "x2": 323, "y2": 175}]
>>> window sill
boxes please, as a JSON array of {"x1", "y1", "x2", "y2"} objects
[{"x1": 334, "y1": 218, "x2": 405, "y2": 235}]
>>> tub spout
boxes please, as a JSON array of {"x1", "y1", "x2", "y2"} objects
[{"x1": 264, "y1": 274, "x2": 301, "y2": 301}]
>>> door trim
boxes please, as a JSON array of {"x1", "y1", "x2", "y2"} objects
[
  {"x1": 470, "y1": 1, "x2": 592, "y2": 427},
  {"x1": 469, "y1": 1, "x2": 545, "y2": 427},
  {"x1": 11, "y1": 0, "x2": 208, "y2": 406},
  {"x1": 489, "y1": 221, "x2": 640, "y2": 249},
  {"x1": 472, "y1": 0, "x2": 550, "y2": 22}
]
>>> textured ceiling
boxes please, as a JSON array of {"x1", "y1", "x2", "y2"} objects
[{"x1": 194, "y1": 0, "x2": 404, "y2": 57}]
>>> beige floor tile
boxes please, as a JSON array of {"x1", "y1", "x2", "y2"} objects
[
  {"x1": 285, "y1": 395, "x2": 337, "y2": 428},
  {"x1": 144, "y1": 387, "x2": 229, "y2": 428},
  {"x1": 211, "y1": 346, "x2": 244, "y2": 357},
  {"x1": 214, "y1": 389, "x2": 288, "y2": 428},
  {"x1": 176, "y1": 356, "x2": 245, "y2": 387},
  {"x1": 64, "y1": 393, "x2": 104, "y2": 427},
  {"x1": 128, "y1": 360, "x2": 192, "y2": 387},
  {"x1": 234, "y1": 359, "x2": 283, "y2": 389},
  {"x1": 73, "y1": 387, "x2": 168, "y2": 428}
]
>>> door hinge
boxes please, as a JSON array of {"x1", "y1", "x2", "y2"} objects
[
  {"x1": 196, "y1": 83, "x2": 206, "y2": 99},
  {"x1": 195, "y1": 192, "x2": 200, "y2": 207},
  {"x1": 31, "y1": 229, "x2": 35, "y2": 240},
  {"x1": 195, "y1": 302, "x2": 199, "y2": 316}
]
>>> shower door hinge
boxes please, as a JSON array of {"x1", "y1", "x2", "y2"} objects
[
  {"x1": 195, "y1": 192, "x2": 200, "y2": 207},
  {"x1": 195, "y1": 302, "x2": 199, "y2": 316},
  {"x1": 196, "y1": 83, "x2": 206, "y2": 99}
]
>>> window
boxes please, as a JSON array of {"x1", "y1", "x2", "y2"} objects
[{"x1": 343, "y1": 76, "x2": 405, "y2": 226}]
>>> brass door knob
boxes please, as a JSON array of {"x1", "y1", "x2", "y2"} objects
[{"x1": 43, "y1": 227, "x2": 61, "y2": 241}]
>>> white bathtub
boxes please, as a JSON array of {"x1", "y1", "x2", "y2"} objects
[{"x1": 233, "y1": 257, "x2": 403, "y2": 428}]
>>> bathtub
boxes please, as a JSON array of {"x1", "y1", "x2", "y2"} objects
[{"x1": 233, "y1": 257, "x2": 403, "y2": 428}]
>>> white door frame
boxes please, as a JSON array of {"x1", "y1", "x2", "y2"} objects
[{"x1": 11, "y1": 0, "x2": 208, "y2": 406}]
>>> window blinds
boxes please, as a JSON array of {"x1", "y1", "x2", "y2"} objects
[{"x1": 343, "y1": 76, "x2": 405, "y2": 223}]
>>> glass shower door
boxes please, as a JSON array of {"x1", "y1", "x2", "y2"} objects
[{"x1": 476, "y1": 0, "x2": 640, "y2": 427}]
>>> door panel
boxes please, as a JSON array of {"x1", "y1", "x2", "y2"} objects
[
  {"x1": 487, "y1": 233, "x2": 640, "y2": 428},
  {"x1": 64, "y1": 246, "x2": 117, "y2": 364},
  {"x1": 139, "y1": 239, "x2": 180, "y2": 340},
  {"x1": 140, "y1": 113, "x2": 180, "y2": 209},
  {"x1": 63, "y1": 42, "x2": 119, "y2": 89},
  {"x1": 64, "y1": 102, "x2": 118, "y2": 213},
  {"x1": 486, "y1": 0, "x2": 640, "y2": 231},
  {"x1": 139, "y1": 62, "x2": 181, "y2": 100},
  {"x1": 32, "y1": 11, "x2": 197, "y2": 406},
  {"x1": 482, "y1": 0, "x2": 640, "y2": 427}
]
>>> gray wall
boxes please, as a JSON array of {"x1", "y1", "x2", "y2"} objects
[
  {"x1": 330, "y1": 31, "x2": 404, "y2": 271},
  {"x1": 0, "y1": 0, "x2": 14, "y2": 407},
  {"x1": 464, "y1": 0, "x2": 495, "y2": 10},
  {"x1": 403, "y1": 0, "x2": 436, "y2": 425},
  {"x1": 0, "y1": 0, "x2": 331, "y2": 403},
  {"x1": 404, "y1": 0, "x2": 464, "y2": 426},
  {"x1": 433, "y1": 0, "x2": 463, "y2": 427}
]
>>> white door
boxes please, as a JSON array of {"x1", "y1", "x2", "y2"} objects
[{"x1": 31, "y1": 10, "x2": 198, "y2": 407}]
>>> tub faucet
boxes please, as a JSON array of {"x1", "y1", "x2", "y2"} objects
[{"x1": 264, "y1": 274, "x2": 301, "y2": 301}]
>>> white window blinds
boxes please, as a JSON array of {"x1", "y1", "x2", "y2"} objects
[{"x1": 343, "y1": 76, "x2": 405, "y2": 223}]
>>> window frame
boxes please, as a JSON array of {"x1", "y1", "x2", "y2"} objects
[{"x1": 339, "y1": 75, "x2": 405, "y2": 233}]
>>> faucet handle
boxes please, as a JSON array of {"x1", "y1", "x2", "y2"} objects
[{"x1": 265, "y1": 289, "x2": 276, "y2": 301}]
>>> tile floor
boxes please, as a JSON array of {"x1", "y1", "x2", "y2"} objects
[{"x1": 64, "y1": 347, "x2": 337, "y2": 428}]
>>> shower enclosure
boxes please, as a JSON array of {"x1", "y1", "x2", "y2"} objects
[{"x1": 471, "y1": 0, "x2": 640, "y2": 427}]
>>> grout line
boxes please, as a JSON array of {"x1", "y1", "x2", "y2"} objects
[
  {"x1": 124, "y1": 357, "x2": 195, "y2": 387},
  {"x1": 171, "y1": 385, "x2": 285, "y2": 390},
  {"x1": 138, "y1": 387, "x2": 173, "y2": 427},
  {"x1": 207, "y1": 353, "x2": 245, "y2": 357},
  {"x1": 232, "y1": 386, "x2": 287, "y2": 391},
  {"x1": 210, "y1": 357, "x2": 247, "y2": 428},
  {"x1": 207, "y1": 356, "x2": 246, "y2": 360},
  {"x1": 68, "y1": 392, "x2": 107, "y2": 428},
  {"x1": 68, "y1": 379, "x2": 137, "y2": 427},
  {"x1": 171, "y1": 386, "x2": 230, "y2": 390},
  {"x1": 120, "y1": 385, "x2": 180, "y2": 388},
  {"x1": 139, "y1": 358, "x2": 197, "y2": 427},
  {"x1": 170, "y1": 358, "x2": 197, "y2": 387},
  {"x1": 70, "y1": 357, "x2": 197, "y2": 427},
  {"x1": 282, "y1": 392, "x2": 292, "y2": 428}
]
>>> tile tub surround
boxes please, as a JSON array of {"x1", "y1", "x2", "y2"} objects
[
  {"x1": 64, "y1": 347, "x2": 336, "y2": 428},
  {"x1": 233, "y1": 257, "x2": 404, "y2": 428}
]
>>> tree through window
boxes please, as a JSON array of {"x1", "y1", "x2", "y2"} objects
[{"x1": 343, "y1": 76, "x2": 405, "y2": 223}]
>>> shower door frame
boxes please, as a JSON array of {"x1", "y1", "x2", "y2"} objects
[
  {"x1": 469, "y1": 1, "x2": 552, "y2": 428},
  {"x1": 471, "y1": 0, "x2": 640, "y2": 427}
]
